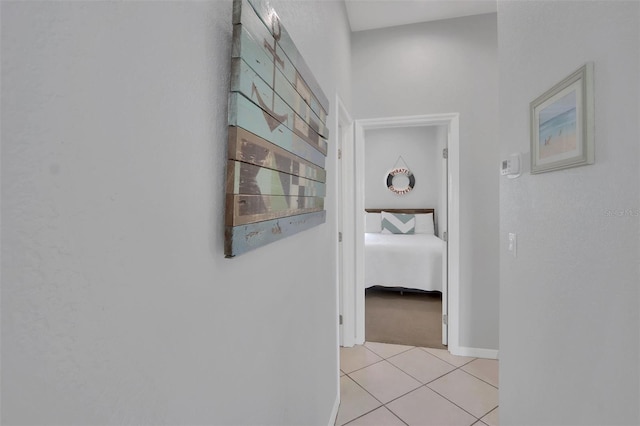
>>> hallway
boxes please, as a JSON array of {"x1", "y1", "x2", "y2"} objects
[{"x1": 337, "y1": 342, "x2": 498, "y2": 425}]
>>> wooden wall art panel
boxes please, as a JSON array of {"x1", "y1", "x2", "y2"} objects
[{"x1": 225, "y1": 0, "x2": 329, "y2": 257}]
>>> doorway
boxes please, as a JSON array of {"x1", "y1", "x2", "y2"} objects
[{"x1": 340, "y1": 113, "x2": 462, "y2": 355}]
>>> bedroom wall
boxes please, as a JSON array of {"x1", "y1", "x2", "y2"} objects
[
  {"x1": 364, "y1": 126, "x2": 442, "y2": 215},
  {"x1": 1, "y1": 1, "x2": 351, "y2": 425},
  {"x1": 351, "y1": 13, "x2": 499, "y2": 351},
  {"x1": 498, "y1": 1, "x2": 640, "y2": 424}
]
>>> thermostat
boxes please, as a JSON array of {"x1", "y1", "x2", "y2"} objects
[{"x1": 501, "y1": 153, "x2": 521, "y2": 178}]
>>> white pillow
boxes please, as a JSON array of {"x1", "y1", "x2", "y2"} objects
[
  {"x1": 381, "y1": 211, "x2": 415, "y2": 234},
  {"x1": 414, "y1": 213, "x2": 435, "y2": 234},
  {"x1": 365, "y1": 213, "x2": 382, "y2": 233}
]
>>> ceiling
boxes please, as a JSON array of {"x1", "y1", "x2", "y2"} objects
[{"x1": 344, "y1": 0, "x2": 497, "y2": 32}]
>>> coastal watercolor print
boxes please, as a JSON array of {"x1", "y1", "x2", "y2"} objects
[
  {"x1": 538, "y1": 90, "x2": 577, "y2": 160},
  {"x1": 530, "y1": 63, "x2": 594, "y2": 174}
]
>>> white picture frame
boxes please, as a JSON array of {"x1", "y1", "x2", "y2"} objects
[{"x1": 530, "y1": 62, "x2": 594, "y2": 174}]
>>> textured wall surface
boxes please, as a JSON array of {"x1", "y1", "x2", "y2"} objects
[
  {"x1": 351, "y1": 14, "x2": 500, "y2": 350},
  {"x1": 364, "y1": 126, "x2": 442, "y2": 212},
  {"x1": 1, "y1": 1, "x2": 351, "y2": 424},
  {"x1": 498, "y1": 1, "x2": 640, "y2": 424}
]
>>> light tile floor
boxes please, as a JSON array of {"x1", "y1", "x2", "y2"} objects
[{"x1": 337, "y1": 342, "x2": 499, "y2": 426}]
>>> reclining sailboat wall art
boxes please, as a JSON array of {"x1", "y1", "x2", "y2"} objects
[{"x1": 225, "y1": 0, "x2": 329, "y2": 257}]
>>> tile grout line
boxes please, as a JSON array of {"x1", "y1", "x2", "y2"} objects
[
  {"x1": 340, "y1": 343, "x2": 399, "y2": 375},
  {"x1": 342, "y1": 403, "x2": 409, "y2": 426},
  {"x1": 346, "y1": 365, "x2": 487, "y2": 425},
  {"x1": 385, "y1": 348, "x2": 476, "y2": 384},
  {"x1": 424, "y1": 363, "x2": 499, "y2": 421},
  {"x1": 452, "y1": 367, "x2": 500, "y2": 412},
  {"x1": 383, "y1": 381, "x2": 482, "y2": 423},
  {"x1": 340, "y1": 345, "x2": 498, "y2": 425},
  {"x1": 362, "y1": 360, "x2": 497, "y2": 423},
  {"x1": 363, "y1": 342, "x2": 416, "y2": 359},
  {"x1": 341, "y1": 357, "x2": 387, "y2": 375},
  {"x1": 343, "y1": 367, "x2": 392, "y2": 419},
  {"x1": 344, "y1": 346, "x2": 479, "y2": 405},
  {"x1": 426, "y1": 380, "x2": 499, "y2": 423},
  {"x1": 416, "y1": 347, "x2": 481, "y2": 369},
  {"x1": 342, "y1": 356, "x2": 433, "y2": 425},
  {"x1": 347, "y1": 360, "x2": 420, "y2": 405},
  {"x1": 417, "y1": 349, "x2": 499, "y2": 389},
  {"x1": 458, "y1": 368, "x2": 499, "y2": 389},
  {"x1": 339, "y1": 373, "x2": 400, "y2": 426}
]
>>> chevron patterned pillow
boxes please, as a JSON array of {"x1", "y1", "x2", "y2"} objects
[{"x1": 381, "y1": 211, "x2": 415, "y2": 234}]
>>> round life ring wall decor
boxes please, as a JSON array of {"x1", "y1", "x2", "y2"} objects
[{"x1": 386, "y1": 167, "x2": 415, "y2": 195}]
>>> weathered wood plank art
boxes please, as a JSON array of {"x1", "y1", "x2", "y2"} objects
[
  {"x1": 225, "y1": 0, "x2": 329, "y2": 257},
  {"x1": 228, "y1": 127, "x2": 326, "y2": 183},
  {"x1": 226, "y1": 194, "x2": 324, "y2": 226},
  {"x1": 230, "y1": 58, "x2": 328, "y2": 154},
  {"x1": 226, "y1": 160, "x2": 326, "y2": 197},
  {"x1": 243, "y1": 0, "x2": 329, "y2": 117},
  {"x1": 225, "y1": 211, "x2": 326, "y2": 256},
  {"x1": 230, "y1": 19, "x2": 328, "y2": 133},
  {"x1": 232, "y1": 0, "x2": 328, "y2": 125},
  {"x1": 228, "y1": 92, "x2": 325, "y2": 168}
]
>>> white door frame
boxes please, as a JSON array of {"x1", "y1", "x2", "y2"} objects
[
  {"x1": 335, "y1": 95, "x2": 355, "y2": 348},
  {"x1": 342, "y1": 113, "x2": 461, "y2": 355}
]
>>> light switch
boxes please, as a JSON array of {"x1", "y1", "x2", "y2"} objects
[{"x1": 508, "y1": 232, "x2": 517, "y2": 257}]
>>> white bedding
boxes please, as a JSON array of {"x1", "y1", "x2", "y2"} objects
[{"x1": 364, "y1": 233, "x2": 445, "y2": 292}]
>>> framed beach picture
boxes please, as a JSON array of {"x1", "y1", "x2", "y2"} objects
[{"x1": 530, "y1": 62, "x2": 594, "y2": 174}]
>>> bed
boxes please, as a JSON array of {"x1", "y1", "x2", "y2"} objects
[{"x1": 364, "y1": 208, "x2": 445, "y2": 293}]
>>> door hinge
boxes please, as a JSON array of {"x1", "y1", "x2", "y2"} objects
[
  {"x1": 338, "y1": 149, "x2": 342, "y2": 159},
  {"x1": 442, "y1": 148, "x2": 448, "y2": 159},
  {"x1": 339, "y1": 315, "x2": 343, "y2": 325},
  {"x1": 443, "y1": 231, "x2": 448, "y2": 242},
  {"x1": 442, "y1": 314, "x2": 448, "y2": 325},
  {"x1": 338, "y1": 232, "x2": 343, "y2": 242}
]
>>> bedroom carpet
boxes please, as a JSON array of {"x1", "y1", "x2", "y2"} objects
[{"x1": 365, "y1": 287, "x2": 447, "y2": 349}]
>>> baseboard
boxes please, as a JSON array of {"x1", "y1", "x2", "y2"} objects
[
  {"x1": 450, "y1": 346, "x2": 499, "y2": 359},
  {"x1": 328, "y1": 393, "x2": 340, "y2": 426}
]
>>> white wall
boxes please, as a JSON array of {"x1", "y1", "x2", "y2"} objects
[
  {"x1": 364, "y1": 126, "x2": 441, "y2": 213},
  {"x1": 352, "y1": 14, "x2": 499, "y2": 350},
  {"x1": 498, "y1": 1, "x2": 640, "y2": 424},
  {"x1": 1, "y1": 1, "x2": 351, "y2": 424}
]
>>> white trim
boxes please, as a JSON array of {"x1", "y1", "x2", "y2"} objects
[
  {"x1": 356, "y1": 113, "x2": 459, "y2": 129},
  {"x1": 445, "y1": 115, "x2": 460, "y2": 354},
  {"x1": 328, "y1": 393, "x2": 340, "y2": 426},
  {"x1": 354, "y1": 122, "x2": 366, "y2": 345},
  {"x1": 350, "y1": 113, "x2": 460, "y2": 351},
  {"x1": 332, "y1": 94, "x2": 351, "y2": 426},
  {"x1": 335, "y1": 94, "x2": 354, "y2": 347},
  {"x1": 437, "y1": 124, "x2": 448, "y2": 345},
  {"x1": 453, "y1": 346, "x2": 499, "y2": 360}
]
